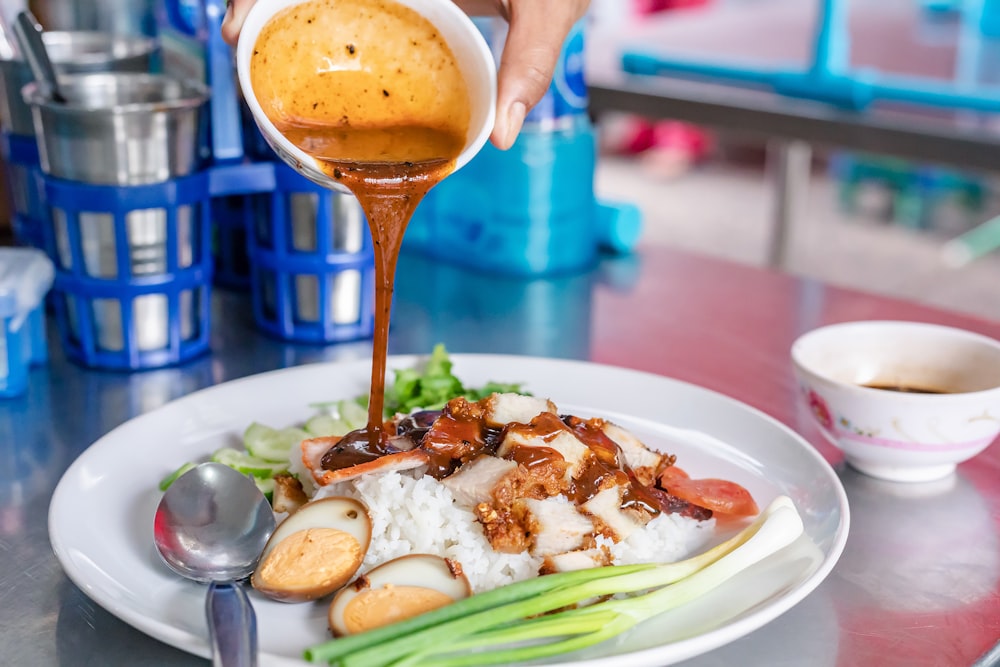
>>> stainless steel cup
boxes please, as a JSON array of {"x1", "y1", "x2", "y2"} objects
[
  {"x1": 0, "y1": 31, "x2": 157, "y2": 135},
  {"x1": 25, "y1": 72, "x2": 208, "y2": 354},
  {"x1": 23, "y1": 72, "x2": 207, "y2": 185}
]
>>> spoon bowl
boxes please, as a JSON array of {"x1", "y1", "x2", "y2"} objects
[{"x1": 154, "y1": 462, "x2": 276, "y2": 665}]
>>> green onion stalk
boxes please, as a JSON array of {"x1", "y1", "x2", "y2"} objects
[{"x1": 305, "y1": 496, "x2": 804, "y2": 666}]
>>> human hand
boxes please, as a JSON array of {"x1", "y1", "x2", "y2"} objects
[{"x1": 221, "y1": 0, "x2": 590, "y2": 150}]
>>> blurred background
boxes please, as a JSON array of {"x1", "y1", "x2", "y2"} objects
[{"x1": 2, "y1": 0, "x2": 1000, "y2": 380}]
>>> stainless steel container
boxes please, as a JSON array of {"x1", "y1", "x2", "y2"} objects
[
  {"x1": 0, "y1": 31, "x2": 157, "y2": 135},
  {"x1": 25, "y1": 72, "x2": 208, "y2": 354},
  {"x1": 23, "y1": 72, "x2": 207, "y2": 185}
]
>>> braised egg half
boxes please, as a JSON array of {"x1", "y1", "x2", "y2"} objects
[
  {"x1": 252, "y1": 496, "x2": 371, "y2": 602},
  {"x1": 329, "y1": 554, "x2": 471, "y2": 636}
]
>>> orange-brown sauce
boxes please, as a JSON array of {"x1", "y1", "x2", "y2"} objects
[{"x1": 251, "y1": 0, "x2": 471, "y2": 450}]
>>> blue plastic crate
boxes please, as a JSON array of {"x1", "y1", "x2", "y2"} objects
[
  {"x1": 248, "y1": 163, "x2": 375, "y2": 344},
  {"x1": 42, "y1": 172, "x2": 215, "y2": 371}
]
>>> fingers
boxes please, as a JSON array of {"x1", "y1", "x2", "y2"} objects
[
  {"x1": 221, "y1": 0, "x2": 257, "y2": 46},
  {"x1": 491, "y1": 0, "x2": 588, "y2": 149}
]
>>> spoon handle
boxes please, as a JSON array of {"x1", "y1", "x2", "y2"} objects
[
  {"x1": 206, "y1": 582, "x2": 258, "y2": 667},
  {"x1": 11, "y1": 11, "x2": 62, "y2": 102}
]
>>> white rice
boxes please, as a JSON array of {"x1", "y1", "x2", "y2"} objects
[{"x1": 312, "y1": 470, "x2": 716, "y2": 593}]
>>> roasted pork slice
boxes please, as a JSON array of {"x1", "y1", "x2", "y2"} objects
[
  {"x1": 497, "y1": 413, "x2": 593, "y2": 481},
  {"x1": 483, "y1": 392, "x2": 557, "y2": 427},
  {"x1": 513, "y1": 496, "x2": 595, "y2": 557},
  {"x1": 539, "y1": 548, "x2": 610, "y2": 575},
  {"x1": 602, "y1": 422, "x2": 666, "y2": 487},
  {"x1": 441, "y1": 455, "x2": 518, "y2": 507},
  {"x1": 581, "y1": 486, "x2": 651, "y2": 542}
]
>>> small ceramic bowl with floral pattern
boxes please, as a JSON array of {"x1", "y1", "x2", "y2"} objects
[{"x1": 791, "y1": 320, "x2": 1000, "y2": 482}]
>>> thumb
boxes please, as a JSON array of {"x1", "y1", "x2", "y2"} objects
[
  {"x1": 221, "y1": 0, "x2": 257, "y2": 46},
  {"x1": 490, "y1": 4, "x2": 578, "y2": 150}
]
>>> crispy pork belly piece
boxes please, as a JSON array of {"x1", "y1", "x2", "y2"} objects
[
  {"x1": 514, "y1": 497, "x2": 595, "y2": 557},
  {"x1": 497, "y1": 413, "x2": 593, "y2": 481},
  {"x1": 602, "y1": 422, "x2": 665, "y2": 487},
  {"x1": 475, "y1": 502, "x2": 531, "y2": 554},
  {"x1": 441, "y1": 455, "x2": 518, "y2": 507},
  {"x1": 539, "y1": 548, "x2": 610, "y2": 575},
  {"x1": 581, "y1": 486, "x2": 650, "y2": 542},
  {"x1": 483, "y1": 393, "x2": 557, "y2": 427},
  {"x1": 492, "y1": 459, "x2": 569, "y2": 503},
  {"x1": 301, "y1": 436, "x2": 336, "y2": 478},
  {"x1": 271, "y1": 473, "x2": 309, "y2": 514},
  {"x1": 300, "y1": 434, "x2": 429, "y2": 486},
  {"x1": 420, "y1": 397, "x2": 494, "y2": 477}
]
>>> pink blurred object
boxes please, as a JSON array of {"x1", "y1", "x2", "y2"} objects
[{"x1": 634, "y1": 0, "x2": 712, "y2": 16}]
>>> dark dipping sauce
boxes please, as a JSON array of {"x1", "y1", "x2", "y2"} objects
[
  {"x1": 863, "y1": 383, "x2": 954, "y2": 394},
  {"x1": 251, "y1": 0, "x2": 471, "y2": 461}
]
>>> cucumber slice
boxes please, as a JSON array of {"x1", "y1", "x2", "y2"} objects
[
  {"x1": 305, "y1": 414, "x2": 350, "y2": 437},
  {"x1": 211, "y1": 447, "x2": 288, "y2": 478},
  {"x1": 158, "y1": 461, "x2": 197, "y2": 491},
  {"x1": 337, "y1": 399, "x2": 369, "y2": 430},
  {"x1": 243, "y1": 423, "x2": 309, "y2": 462},
  {"x1": 254, "y1": 476, "x2": 276, "y2": 501}
]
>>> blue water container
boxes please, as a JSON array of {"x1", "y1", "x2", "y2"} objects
[
  {"x1": 408, "y1": 20, "x2": 638, "y2": 276},
  {"x1": 0, "y1": 248, "x2": 54, "y2": 398}
]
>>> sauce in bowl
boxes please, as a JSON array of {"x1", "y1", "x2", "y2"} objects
[{"x1": 251, "y1": 0, "x2": 473, "y2": 448}]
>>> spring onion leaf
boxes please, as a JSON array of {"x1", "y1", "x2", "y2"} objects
[
  {"x1": 304, "y1": 496, "x2": 804, "y2": 666},
  {"x1": 375, "y1": 344, "x2": 526, "y2": 416}
]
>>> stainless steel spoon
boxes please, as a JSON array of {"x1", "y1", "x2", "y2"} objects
[
  {"x1": 11, "y1": 11, "x2": 66, "y2": 104},
  {"x1": 154, "y1": 462, "x2": 276, "y2": 667}
]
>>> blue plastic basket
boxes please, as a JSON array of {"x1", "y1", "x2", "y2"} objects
[
  {"x1": 42, "y1": 172, "x2": 214, "y2": 370},
  {"x1": 211, "y1": 194, "x2": 254, "y2": 290},
  {"x1": 248, "y1": 163, "x2": 375, "y2": 344}
]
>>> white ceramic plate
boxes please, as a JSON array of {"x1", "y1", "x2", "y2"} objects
[{"x1": 49, "y1": 355, "x2": 849, "y2": 667}]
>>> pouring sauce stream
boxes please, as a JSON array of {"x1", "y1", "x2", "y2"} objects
[{"x1": 251, "y1": 0, "x2": 472, "y2": 452}]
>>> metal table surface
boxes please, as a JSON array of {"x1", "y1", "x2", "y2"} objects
[{"x1": 2, "y1": 245, "x2": 998, "y2": 666}]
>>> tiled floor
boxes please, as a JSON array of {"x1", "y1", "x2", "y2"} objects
[{"x1": 595, "y1": 154, "x2": 1000, "y2": 322}]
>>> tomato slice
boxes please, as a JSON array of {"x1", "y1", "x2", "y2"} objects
[
  {"x1": 661, "y1": 477, "x2": 758, "y2": 517},
  {"x1": 656, "y1": 465, "x2": 689, "y2": 484}
]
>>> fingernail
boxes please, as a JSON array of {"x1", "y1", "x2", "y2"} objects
[{"x1": 499, "y1": 101, "x2": 526, "y2": 150}]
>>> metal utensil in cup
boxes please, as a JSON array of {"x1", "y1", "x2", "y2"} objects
[
  {"x1": 0, "y1": 30, "x2": 156, "y2": 135},
  {"x1": 11, "y1": 11, "x2": 65, "y2": 103}
]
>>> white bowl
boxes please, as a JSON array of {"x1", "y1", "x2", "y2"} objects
[
  {"x1": 236, "y1": 0, "x2": 497, "y2": 194},
  {"x1": 791, "y1": 320, "x2": 1000, "y2": 482}
]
